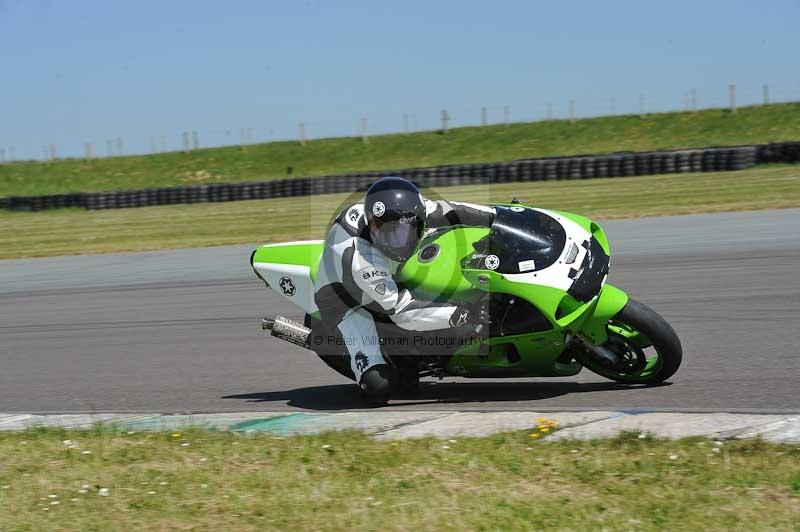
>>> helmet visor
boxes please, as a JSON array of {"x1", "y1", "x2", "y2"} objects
[{"x1": 370, "y1": 218, "x2": 423, "y2": 260}]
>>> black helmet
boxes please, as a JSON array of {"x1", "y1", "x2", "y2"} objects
[{"x1": 364, "y1": 176, "x2": 426, "y2": 262}]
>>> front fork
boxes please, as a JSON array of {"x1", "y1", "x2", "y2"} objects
[
  {"x1": 579, "y1": 284, "x2": 629, "y2": 345},
  {"x1": 562, "y1": 284, "x2": 630, "y2": 367}
]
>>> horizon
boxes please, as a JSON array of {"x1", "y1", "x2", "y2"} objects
[{"x1": 1, "y1": 0, "x2": 799, "y2": 160}]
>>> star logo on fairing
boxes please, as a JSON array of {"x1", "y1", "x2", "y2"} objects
[
  {"x1": 279, "y1": 276, "x2": 296, "y2": 296},
  {"x1": 485, "y1": 254, "x2": 500, "y2": 270}
]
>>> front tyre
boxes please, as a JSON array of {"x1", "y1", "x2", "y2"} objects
[{"x1": 580, "y1": 298, "x2": 682, "y2": 384}]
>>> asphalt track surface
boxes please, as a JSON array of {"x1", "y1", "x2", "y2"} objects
[{"x1": 2, "y1": 209, "x2": 799, "y2": 414}]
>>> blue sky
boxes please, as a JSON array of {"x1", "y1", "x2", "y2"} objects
[{"x1": 1, "y1": 0, "x2": 798, "y2": 159}]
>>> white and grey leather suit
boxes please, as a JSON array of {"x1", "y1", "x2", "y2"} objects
[{"x1": 313, "y1": 199, "x2": 495, "y2": 382}]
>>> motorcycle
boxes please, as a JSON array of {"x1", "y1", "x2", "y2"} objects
[{"x1": 250, "y1": 200, "x2": 682, "y2": 401}]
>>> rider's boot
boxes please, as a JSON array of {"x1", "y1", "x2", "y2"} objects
[{"x1": 358, "y1": 364, "x2": 396, "y2": 406}]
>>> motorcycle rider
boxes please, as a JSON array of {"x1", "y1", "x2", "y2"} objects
[{"x1": 313, "y1": 176, "x2": 494, "y2": 403}]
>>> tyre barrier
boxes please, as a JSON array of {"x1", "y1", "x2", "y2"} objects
[
  {"x1": 3, "y1": 142, "x2": 797, "y2": 212},
  {"x1": 756, "y1": 141, "x2": 800, "y2": 164}
]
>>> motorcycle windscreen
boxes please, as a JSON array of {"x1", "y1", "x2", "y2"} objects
[{"x1": 464, "y1": 205, "x2": 567, "y2": 274}]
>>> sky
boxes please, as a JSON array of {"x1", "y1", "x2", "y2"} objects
[{"x1": 1, "y1": 0, "x2": 798, "y2": 160}]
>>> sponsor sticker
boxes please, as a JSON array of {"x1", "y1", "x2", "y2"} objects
[
  {"x1": 372, "y1": 201, "x2": 385, "y2": 217},
  {"x1": 485, "y1": 254, "x2": 500, "y2": 270},
  {"x1": 510, "y1": 206, "x2": 525, "y2": 213},
  {"x1": 361, "y1": 269, "x2": 389, "y2": 280},
  {"x1": 346, "y1": 206, "x2": 361, "y2": 227},
  {"x1": 518, "y1": 259, "x2": 536, "y2": 272},
  {"x1": 354, "y1": 351, "x2": 369, "y2": 372},
  {"x1": 374, "y1": 282, "x2": 386, "y2": 295}
]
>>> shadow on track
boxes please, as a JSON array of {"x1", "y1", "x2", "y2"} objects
[{"x1": 222, "y1": 380, "x2": 668, "y2": 410}]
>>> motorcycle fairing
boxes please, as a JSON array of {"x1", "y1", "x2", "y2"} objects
[
  {"x1": 250, "y1": 203, "x2": 631, "y2": 378},
  {"x1": 251, "y1": 240, "x2": 324, "y2": 314}
]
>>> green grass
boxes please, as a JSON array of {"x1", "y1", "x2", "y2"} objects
[
  {"x1": 2, "y1": 103, "x2": 799, "y2": 197},
  {"x1": 0, "y1": 427, "x2": 797, "y2": 530},
  {"x1": 1, "y1": 165, "x2": 798, "y2": 260}
]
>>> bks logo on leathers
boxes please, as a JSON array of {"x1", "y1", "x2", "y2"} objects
[{"x1": 362, "y1": 270, "x2": 388, "y2": 280}]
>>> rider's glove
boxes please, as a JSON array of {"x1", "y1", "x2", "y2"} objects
[{"x1": 449, "y1": 301, "x2": 492, "y2": 328}]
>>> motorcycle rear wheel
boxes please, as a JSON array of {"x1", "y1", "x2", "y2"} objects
[
  {"x1": 304, "y1": 315, "x2": 356, "y2": 381},
  {"x1": 580, "y1": 298, "x2": 682, "y2": 384},
  {"x1": 318, "y1": 352, "x2": 356, "y2": 381}
]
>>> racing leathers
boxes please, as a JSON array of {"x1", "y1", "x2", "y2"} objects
[{"x1": 313, "y1": 199, "x2": 495, "y2": 384}]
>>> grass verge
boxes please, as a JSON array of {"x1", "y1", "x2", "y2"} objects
[
  {"x1": 0, "y1": 428, "x2": 798, "y2": 530},
  {"x1": 1, "y1": 103, "x2": 799, "y2": 196},
  {"x1": 1, "y1": 165, "x2": 798, "y2": 260}
]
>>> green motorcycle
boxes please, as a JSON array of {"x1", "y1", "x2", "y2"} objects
[{"x1": 251, "y1": 202, "x2": 682, "y2": 398}]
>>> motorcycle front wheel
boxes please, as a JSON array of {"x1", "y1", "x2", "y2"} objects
[{"x1": 579, "y1": 298, "x2": 682, "y2": 384}]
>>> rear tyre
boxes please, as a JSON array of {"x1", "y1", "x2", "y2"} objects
[
  {"x1": 304, "y1": 314, "x2": 355, "y2": 381},
  {"x1": 580, "y1": 298, "x2": 682, "y2": 384},
  {"x1": 318, "y1": 352, "x2": 356, "y2": 381}
]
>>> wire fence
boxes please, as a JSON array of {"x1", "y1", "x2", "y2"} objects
[{"x1": 1, "y1": 80, "x2": 799, "y2": 164}]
